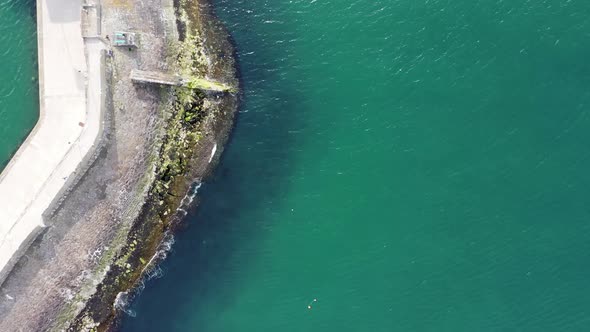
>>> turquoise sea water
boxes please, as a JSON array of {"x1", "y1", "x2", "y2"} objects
[
  {"x1": 0, "y1": 0, "x2": 38, "y2": 169},
  {"x1": 118, "y1": 0, "x2": 590, "y2": 331},
  {"x1": 121, "y1": 0, "x2": 590, "y2": 331}
]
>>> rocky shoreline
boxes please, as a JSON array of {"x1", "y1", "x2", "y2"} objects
[
  {"x1": 72, "y1": 1, "x2": 239, "y2": 330},
  {"x1": 0, "y1": 0, "x2": 238, "y2": 330}
]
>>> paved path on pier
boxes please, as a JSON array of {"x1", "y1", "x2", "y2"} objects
[{"x1": 0, "y1": 0, "x2": 103, "y2": 282}]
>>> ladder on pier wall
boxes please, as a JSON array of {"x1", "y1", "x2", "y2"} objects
[{"x1": 130, "y1": 69, "x2": 234, "y2": 92}]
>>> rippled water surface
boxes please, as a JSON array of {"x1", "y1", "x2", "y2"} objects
[
  {"x1": 123, "y1": 0, "x2": 590, "y2": 330},
  {"x1": 0, "y1": 0, "x2": 38, "y2": 169}
]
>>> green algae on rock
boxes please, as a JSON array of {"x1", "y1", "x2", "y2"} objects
[{"x1": 66, "y1": 0, "x2": 238, "y2": 330}]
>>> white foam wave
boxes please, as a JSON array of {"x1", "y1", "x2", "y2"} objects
[
  {"x1": 209, "y1": 143, "x2": 217, "y2": 163},
  {"x1": 176, "y1": 182, "x2": 203, "y2": 215},
  {"x1": 141, "y1": 233, "x2": 175, "y2": 275},
  {"x1": 114, "y1": 291, "x2": 136, "y2": 317}
]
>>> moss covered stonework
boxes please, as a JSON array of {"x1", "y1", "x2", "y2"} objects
[{"x1": 66, "y1": 0, "x2": 238, "y2": 330}]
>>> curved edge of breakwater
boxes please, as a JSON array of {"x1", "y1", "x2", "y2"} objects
[
  {"x1": 67, "y1": 0, "x2": 240, "y2": 330},
  {"x1": 70, "y1": 0, "x2": 239, "y2": 331}
]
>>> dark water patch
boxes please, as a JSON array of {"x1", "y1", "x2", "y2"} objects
[
  {"x1": 0, "y1": 0, "x2": 38, "y2": 171},
  {"x1": 124, "y1": 0, "x2": 590, "y2": 331},
  {"x1": 121, "y1": 0, "x2": 308, "y2": 330}
]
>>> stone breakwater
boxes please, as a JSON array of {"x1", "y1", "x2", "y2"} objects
[{"x1": 0, "y1": 0, "x2": 237, "y2": 330}]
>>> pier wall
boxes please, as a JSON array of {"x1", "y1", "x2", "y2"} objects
[{"x1": 0, "y1": 0, "x2": 103, "y2": 285}]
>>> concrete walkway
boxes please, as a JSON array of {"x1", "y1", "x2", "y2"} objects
[{"x1": 0, "y1": 0, "x2": 103, "y2": 282}]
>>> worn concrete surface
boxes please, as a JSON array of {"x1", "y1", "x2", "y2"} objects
[
  {"x1": 0, "y1": 0, "x2": 105, "y2": 284},
  {"x1": 0, "y1": 0, "x2": 177, "y2": 330}
]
